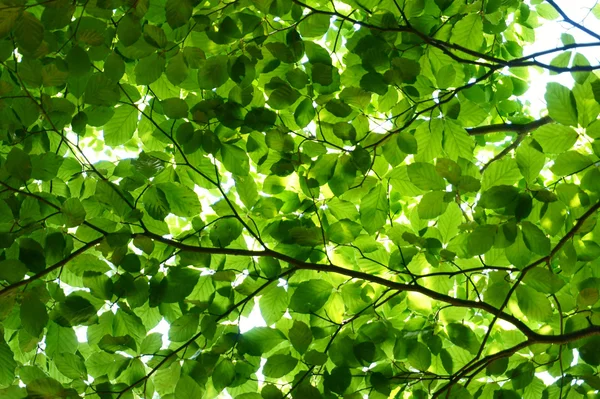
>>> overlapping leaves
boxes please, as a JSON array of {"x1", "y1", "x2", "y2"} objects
[{"x1": 1, "y1": 0, "x2": 600, "y2": 398}]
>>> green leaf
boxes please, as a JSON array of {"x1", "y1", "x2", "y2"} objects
[
  {"x1": 451, "y1": 14, "x2": 483, "y2": 51},
  {"x1": 140, "y1": 333, "x2": 163, "y2": 353},
  {"x1": 98, "y1": 335, "x2": 137, "y2": 353},
  {"x1": 57, "y1": 295, "x2": 97, "y2": 326},
  {"x1": 523, "y1": 267, "x2": 565, "y2": 294},
  {"x1": 157, "y1": 182, "x2": 200, "y2": 218},
  {"x1": 397, "y1": 132, "x2": 418, "y2": 154},
  {"x1": 481, "y1": 158, "x2": 521, "y2": 190},
  {"x1": 324, "y1": 367, "x2": 352, "y2": 395},
  {"x1": 161, "y1": 98, "x2": 189, "y2": 119},
  {"x1": 21, "y1": 295, "x2": 48, "y2": 337},
  {"x1": 446, "y1": 323, "x2": 480, "y2": 355},
  {"x1": 579, "y1": 337, "x2": 600, "y2": 366},
  {"x1": 407, "y1": 162, "x2": 446, "y2": 191},
  {"x1": 84, "y1": 74, "x2": 120, "y2": 106},
  {"x1": 332, "y1": 122, "x2": 356, "y2": 141},
  {"x1": 168, "y1": 313, "x2": 199, "y2": 342},
  {"x1": 61, "y1": 198, "x2": 86, "y2": 227},
  {"x1": 328, "y1": 219, "x2": 362, "y2": 243},
  {"x1": 417, "y1": 191, "x2": 448, "y2": 219},
  {"x1": 103, "y1": 105, "x2": 139, "y2": 146},
  {"x1": 166, "y1": 53, "x2": 189, "y2": 86},
  {"x1": 166, "y1": 0, "x2": 192, "y2": 28},
  {"x1": 532, "y1": 124, "x2": 579, "y2": 153},
  {"x1": 516, "y1": 140, "x2": 545, "y2": 183},
  {"x1": 213, "y1": 359, "x2": 235, "y2": 392},
  {"x1": 509, "y1": 362, "x2": 535, "y2": 390},
  {"x1": 479, "y1": 185, "x2": 519, "y2": 209},
  {"x1": 117, "y1": 14, "x2": 141, "y2": 46},
  {"x1": 66, "y1": 45, "x2": 91, "y2": 77},
  {"x1": 5, "y1": 147, "x2": 32, "y2": 181},
  {"x1": 135, "y1": 53, "x2": 166, "y2": 85},
  {"x1": 175, "y1": 375, "x2": 205, "y2": 398},
  {"x1": 550, "y1": 151, "x2": 593, "y2": 176},
  {"x1": 259, "y1": 285, "x2": 288, "y2": 325},
  {"x1": 0, "y1": 340, "x2": 16, "y2": 387},
  {"x1": 467, "y1": 224, "x2": 497, "y2": 255},
  {"x1": 0, "y1": 10, "x2": 19, "y2": 39},
  {"x1": 245, "y1": 107, "x2": 276, "y2": 131},
  {"x1": 263, "y1": 354, "x2": 298, "y2": 378},
  {"x1": 198, "y1": 56, "x2": 229, "y2": 89},
  {"x1": 234, "y1": 175, "x2": 259, "y2": 208},
  {"x1": 298, "y1": 13, "x2": 330, "y2": 37},
  {"x1": 325, "y1": 99, "x2": 352, "y2": 118},
  {"x1": 105, "y1": 52, "x2": 125, "y2": 82},
  {"x1": 444, "y1": 120, "x2": 474, "y2": 160},
  {"x1": 289, "y1": 279, "x2": 333, "y2": 313},
  {"x1": 506, "y1": 231, "x2": 533, "y2": 268},
  {"x1": 545, "y1": 82, "x2": 578, "y2": 126},
  {"x1": 15, "y1": 12, "x2": 44, "y2": 52},
  {"x1": 239, "y1": 327, "x2": 287, "y2": 356},
  {"x1": 31, "y1": 153, "x2": 63, "y2": 181},
  {"x1": 45, "y1": 322, "x2": 77, "y2": 357},
  {"x1": 19, "y1": 238, "x2": 46, "y2": 273},
  {"x1": 221, "y1": 144, "x2": 250, "y2": 176},
  {"x1": 360, "y1": 184, "x2": 389, "y2": 234},
  {"x1": 259, "y1": 258, "x2": 281, "y2": 279},
  {"x1": 294, "y1": 98, "x2": 316, "y2": 128},
  {"x1": 143, "y1": 185, "x2": 170, "y2": 220},
  {"x1": 536, "y1": 3, "x2": 559, "y2": 19},
  {"x1": 360, "y1": 72, "x2": 388, "y2": 95},
  {"x1": 54, "y1": 353, "x2": 87, "y2": 379},
  {"x1": 516, "y1": 285, "x2": 553, "y2": 322},
  {"x1": 486, "y1": 358, "x2": 508, "y2": 376},
  {"x1": 582, "y1": 168, "x2": 600, "y2": 192},
  {"x1": 209, "y1": 218, "x2": 243, "y2": 247},
  {"x1": 289, "y1": 320, "x2": 312, "y2": 354},
  {"x1": 0, "y1": 259, "x2": 27, "y2": 283},
  {"x1": 438, "y1": 203, "x2": 462, "y2": 244},
  {"x1": 408, "y1": 342, "x2": 431, "y2": 371},
  {"x1": 521, "y1": 221, "x2": 550, "y2": 256},
  {"x1": 268, "y1": 83, "x2": 300, "y2": 110}
]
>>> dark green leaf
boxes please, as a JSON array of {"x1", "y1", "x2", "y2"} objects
[{"x1": 289, "y1": 279, "x2": 333, "y2": 313}]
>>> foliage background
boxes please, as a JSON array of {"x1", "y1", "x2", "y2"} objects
[{"x1": 0, "y1": 0, "x2": 600, "y2": 397}]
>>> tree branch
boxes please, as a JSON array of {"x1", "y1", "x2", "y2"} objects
[
  {"x1": 466, "y1": 115, "x2": 553, "y2": 136},
  {"x1": 545, "y1": 0, "x2": 600, "y2": 41},
  {"x1": 0, "y1": 237, "x2": 103, "y2": 298},
  {"x1": 135, "y1": 231, "x2": 600, "y2": 345},
  {"x1": 480, "y1": 133, "x2": 527, "y2": 173},
  {"x1": 434, "y1": 199, "x2": 600, "y2": 397}
]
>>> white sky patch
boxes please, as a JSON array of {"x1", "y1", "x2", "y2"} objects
[
  {"x1": 149, "y1": 318, "x2": 172, "y2": 348},
  {"x1": 239, "y1": 297, "x2": 267, "y2": 333}
]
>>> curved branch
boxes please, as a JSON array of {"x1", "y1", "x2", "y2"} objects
[{"x1": 135, "y1": 231, "x2": 600, "y2": 344}]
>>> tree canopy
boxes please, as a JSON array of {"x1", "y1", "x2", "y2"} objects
[{"x1": 1, "y1": 0, "x2": 600, "y2": 397}]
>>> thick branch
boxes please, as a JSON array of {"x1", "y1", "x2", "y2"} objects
[
  {"x1": 136, "y1": 232, "x2": 600, "y2": 344},
  {"x1": 466, "y1": 116, "x2": 553, "y2": 136}
]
